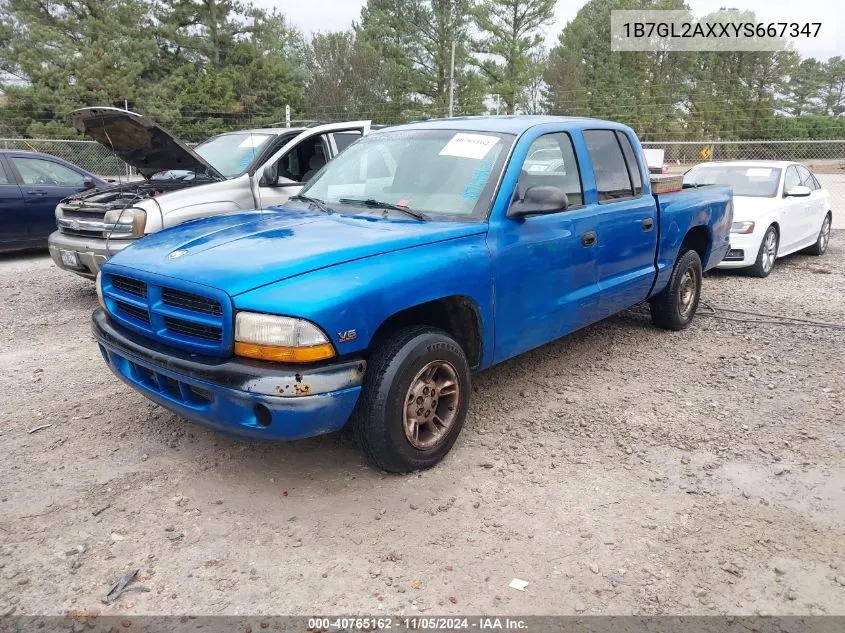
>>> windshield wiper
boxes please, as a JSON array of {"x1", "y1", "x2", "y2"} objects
[
  {"x1": 290, "y1": 194, "x2": 332, "y2": 213},
  {"x1": 338, "y1": 198, "x2": 430, "y2": 221}
]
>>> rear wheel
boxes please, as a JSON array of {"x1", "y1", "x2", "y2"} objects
[
  {"x1": 805, "y1": 213, "x2": 831, "y2": 256},
  {"x1": 749, "y1": 225, "x2": 778, "y2": 277},
  {"x1": 352, "y1": 326, "x2": 470, "y2": 473},
  {"x1": 649, "y1": 249, "x2": 703, "y2": 331}
]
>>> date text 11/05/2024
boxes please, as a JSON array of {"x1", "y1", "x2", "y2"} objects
[{"x1": 307, "y1": 617, "x2": 528, "y2": 630}]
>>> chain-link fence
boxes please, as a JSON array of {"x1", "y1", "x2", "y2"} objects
[{"x1": 0, "y1": 138, "x2": 131, "y2": 178}]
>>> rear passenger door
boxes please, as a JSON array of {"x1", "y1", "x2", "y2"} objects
[
  {"x1": 581, "y1": 129, "x2": 658, "y2": 318},
  {"x1": 0, "y1": 157, "x2": 27, "y2": 244},
  {"x1": 796, "y1": 165, "x2": 826, "y2": 243}
]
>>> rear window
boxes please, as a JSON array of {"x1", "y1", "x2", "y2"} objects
[{"x1": 583, "y1": 129, "x2": 635, "y2": 202}]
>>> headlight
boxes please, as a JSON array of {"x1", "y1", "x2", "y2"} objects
[
  {"x1": 234, "y1": 312, "x2": 335, "y2": 363},
  {"x1": 103, "y1": 207, "x2": 146, "y2": 237},
  {"x1": 95, "y1": 272, "x2": 105, "y2": 310},
  {"x1": 730, "y1": 221, "x2": 755, "y2": 234},
  {"x1": 55, "y1": 204, "x2": 64, "y2": 219}
]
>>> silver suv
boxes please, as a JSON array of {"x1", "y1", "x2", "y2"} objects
[{"x1": 49, "y1": 107, "x2": 370, "y2": 279}]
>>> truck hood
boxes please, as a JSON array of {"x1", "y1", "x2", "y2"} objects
[
  {"x1": 67, "y1": 107, "x2": 224, "y2": 181},
  {"x1": 107, "y1": 207, "x2": 487, "y2": 296}
]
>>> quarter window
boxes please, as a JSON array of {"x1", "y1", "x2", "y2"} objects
[
  {"x1": 11, "y1": 157, "x2": 84, "y2": 187},
  {"x1": 583, "y1": 130, "x2": 635, "y2": 202},
  {"x1": 0, "y1": 161, "x2": 9, "y2": 184},
  {"x1": 518, "y1": 133, "x2": 583, "y2": 207}
]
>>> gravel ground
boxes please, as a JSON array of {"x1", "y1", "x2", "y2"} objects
[{"x1": 0, "y1": 234, "x2": 843, "y2": 617}]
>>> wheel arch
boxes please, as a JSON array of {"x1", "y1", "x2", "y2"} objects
[{"x1": 369, "y1": 295, "x2": 484, "y2": 369}]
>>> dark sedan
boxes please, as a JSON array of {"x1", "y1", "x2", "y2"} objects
[{"x1": 0, "y1": 150, "x2": 109, "y2": 252}]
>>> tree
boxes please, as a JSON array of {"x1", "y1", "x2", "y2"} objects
[
  {"x1": 356, "y1": 0, "x2": 479, "y2": 119},
  {"x1": 781, "y1": 58, "x2": 825, "y2": 116},
  {"x1": 545, "y1": 0, "x2": 693, "y2": 138},
  {"x1": 820, "y1": 56, "x2": 845, "y2": 116},
  {"x1": 473, "y1": 0, "x2": 555, "y2": 114},
  {"x1": 305, "y1": 30, "x2": 387, "y2": 121},
  {"x1": 0, "y1": 0, "x2": 159, "y2": 137}
]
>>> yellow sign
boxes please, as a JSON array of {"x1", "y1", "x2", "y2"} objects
[{"x1": 700, "y1": 145, "x2": 712, "y2": 160}]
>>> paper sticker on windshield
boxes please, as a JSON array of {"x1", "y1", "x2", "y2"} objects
[
  {"x1": 440, "y1": 133, "x2": 500, "y2": 160},
  {"x1": 746, "y1": 167, "x2": 773, "y2": 178}
]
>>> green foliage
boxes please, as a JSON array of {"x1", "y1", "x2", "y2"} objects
[
  {"x1": 0, "y1": 0, "x2": 842, "y2": 140},
  {"x1": 473, "y1": 0, "x2": 555, "y2": 114},
  {"x1": 0, "y1": 0, "x2": 306, "y2": 140}
]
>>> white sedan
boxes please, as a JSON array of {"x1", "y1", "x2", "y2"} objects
[{"x1": 683, "y1": 161, "x2": 833, "y2": 277}]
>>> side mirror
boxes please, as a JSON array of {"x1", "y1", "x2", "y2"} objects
[
  {"x1": 508, "y1": 185, "x2": 569, "y2": 218},
  {"x1": 785, "y1": 185, "x2": 811, "y2": 198},
  {"x1": 260, "y1": 163, "x2": 278, "y2": 187},
  {"x1": 83, "y1": 177, "x2": 96, "y2": 190}
]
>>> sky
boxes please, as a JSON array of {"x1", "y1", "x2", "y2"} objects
[{"x1": 265, "y1": 0, "x2": 843, "y2": 59}]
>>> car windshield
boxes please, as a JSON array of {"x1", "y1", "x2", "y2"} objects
[
  {"x1": 300, "y1": 129, "x2": 515, "y2": 220},
  {"x1": 684, "y1": 165, "x2": 782, "y2": 197},
  {"x1": 148, "y1": 132, "x2": 275, "y2": 181}
]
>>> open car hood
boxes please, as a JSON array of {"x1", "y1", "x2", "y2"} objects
[{"x1": 66, "y1": 107, "x2": 225, "y2": 181}]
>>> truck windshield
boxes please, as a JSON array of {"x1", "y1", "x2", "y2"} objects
[
  {"x1": 300, "y1": 129, "x2": 515, "y2": 220},
  {"x1": 683, "y1": 165, "x2": 782, "y2": 198},
  {"x1": 194, "y1": 132, "x2": 275, "y2": 178}
]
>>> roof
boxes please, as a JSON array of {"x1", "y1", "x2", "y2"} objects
[
  {"x1": 382, "y1": 115, "x2": 615, "y2": 135},
  {"x1": 693, "y1": 160, "x2": 797, "y2": 169},
  {"x1": 215, "y1": 127, "x2": 307, "y2": 136}
]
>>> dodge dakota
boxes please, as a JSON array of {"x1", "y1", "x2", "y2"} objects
[
  {"x1": 91, "y1": 116, "x2": 732, "y2": 472},
  {"x1": 49, "y1": 107, "x2": 371, "y2": 278}
]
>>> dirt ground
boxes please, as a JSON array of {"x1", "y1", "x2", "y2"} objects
[{"x1": 0, "y1": 234, "x2": 843, "y2": 617}]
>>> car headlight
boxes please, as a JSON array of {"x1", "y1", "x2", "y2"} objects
[
  {"x1": 95, "y1": 272, "x2": 105, "y2": 310},
  {"x1": 55, "y1": 204, "x2": 64, "y2": 219},
  {"x1": 103, "y1": 207, "x2": 146, "y2": 238},
  {"x1": 730, "y1": 221, "x2": 755, "y2": 234},
  {"x1": 234, "y1": 312, "x2": 335, "y2": 363}
]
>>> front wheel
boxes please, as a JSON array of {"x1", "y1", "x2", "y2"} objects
[
  {"x1": 749, "y1": 225, "x2": 778, "y2": 277},
  {"x1": 649, "y1": 249, "x2": 703, "y2": 331},
  {"x1": 805, "y1": 213, "x2": 832, "y2": 256},
  {"x1": 352, "y1": 326, "x2": 470, "y2": 473}
]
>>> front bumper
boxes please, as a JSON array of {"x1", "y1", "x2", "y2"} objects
[
  {"x1": 717, "y1": 230, "x2": 763, "y2": 269},
  {"x1": 48, "y1": 230, "x2": 133, "y2": 279},
  {"x1": 92, "y1": 308, "x2": 366, "y2": 441}
]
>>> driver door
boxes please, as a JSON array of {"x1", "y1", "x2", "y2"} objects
[
  {"x1": 8, "y1": 154, "x2": 92, "y2": 241},
  {"x1": 252, "y1": 121, "x2": 371, "y2": 208}
]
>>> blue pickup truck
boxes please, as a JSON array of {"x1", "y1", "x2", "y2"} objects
[{"x1": 91, "y1": 116, "x2": 732, "y2": 472}]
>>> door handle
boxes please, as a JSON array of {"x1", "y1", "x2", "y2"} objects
[
  {"x1": 581, "y1": 231, "x2": 597, "y2": 247},
  {"x1": 26, "y1": 189, "x2": 47, "y2": 196},
  {"x1": 642, "y1": 217, "x2": 654, "y2": 231}
]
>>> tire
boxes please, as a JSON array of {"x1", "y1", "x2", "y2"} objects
[
  {"x1": 805, "y1": 213, "x2": 832, "y2": 256},
  {"x1": 749, "y1": 225, "x2": 778, "y2": 278},
  {"x1": 649, "y1": 249, "x2": 703, "y2": 331},
  {"x1": 352, "y1": 326, "x2": 471, "y2": 473}
]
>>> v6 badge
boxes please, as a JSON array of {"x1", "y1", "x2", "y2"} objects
[{"x1": 338, "y1": 329, "x2": 357, "y2": 343}]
